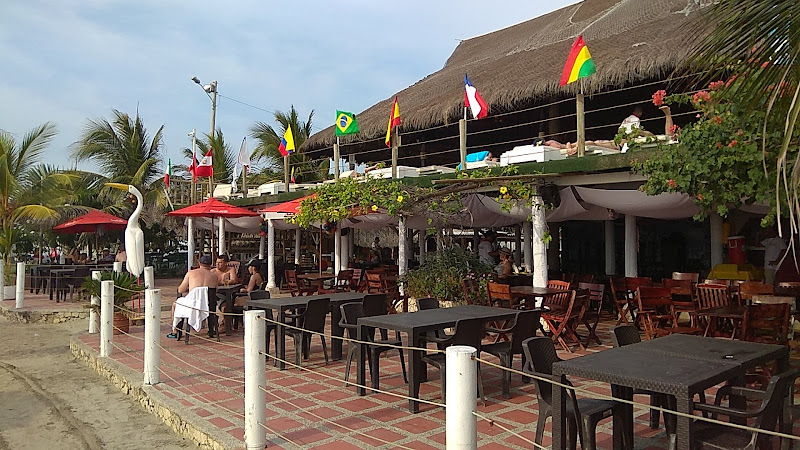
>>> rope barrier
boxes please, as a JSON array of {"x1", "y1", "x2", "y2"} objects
[{"x1": 471, "y1": 411, "x2": 543, "y2": 449}]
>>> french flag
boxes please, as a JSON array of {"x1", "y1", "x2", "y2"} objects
[{"x1": 464, "y1": 74, "x2": 488, "y2": 119}]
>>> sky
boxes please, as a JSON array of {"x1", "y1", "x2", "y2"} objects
[{"x1": 1, "y1": 0, "x2": 577, "y2": 175}]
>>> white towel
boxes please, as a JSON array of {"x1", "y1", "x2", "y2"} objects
[{"x1": 173, "y1": 286, "x2": 210, "y2": 332}]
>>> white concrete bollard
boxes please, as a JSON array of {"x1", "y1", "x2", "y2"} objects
[
  {"x1": 144, "y1": 266, "x2": 154, "y2": 289},
  {"x1": 89, "y1": 271, "x2": 101, "y2": 333},
  {"x1": 100, "y1": 280, "x2": 114, "y2": 357},
  {"x1": 244, "y1": 309, "x2": 267, "y2": 449},
  {"x1": 445, "y1": 345, "x2": 478, "y2": 450},
  {"x1": 143, "y1": 288, "x2": 161, "y2": 385},
  {"x1": 15, "y1": 262, "x2": 25, "y2": 309},
  {"x1": 113, "y1": 261, "x2": 123, "y2": 273}
]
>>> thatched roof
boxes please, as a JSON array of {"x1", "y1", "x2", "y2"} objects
[{"x1": 304, "y1": 0, "x2": 709, "y2": 149}]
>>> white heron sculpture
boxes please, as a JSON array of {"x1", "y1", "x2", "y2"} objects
[{"x1": 107, "y1": 183, "x2": 144, "y2": 277}]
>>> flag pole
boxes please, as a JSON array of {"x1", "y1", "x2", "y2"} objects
[
  {"x1": 334, "y1": 136, "x2": 340, "y2": 180},
  {"x1": 284, "y1": 154, "x2": 290, "y2": 192},
  {"x1": 577, "y1": 78, "x2": 586, "y2": 157},
  {"x1": 190, "y1": 129, "x2": 197, "y2": 204},
  {"x1": 242, "y1": 165, "x2": 248, "y2": 197},
  {"x1": 391, "y1": 129, "x2": 398, "y2": 179},
  {"x1": 459, "y1": 107, "x2": 467, "y2": 170}
]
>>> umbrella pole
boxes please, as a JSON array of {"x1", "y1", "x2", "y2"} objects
[
  {"x1": 319, "y1": 228, "x2": 322, "y2": 275},
  {"x1": 211, "y1": 217, "x2": 216, "y2": 259}
]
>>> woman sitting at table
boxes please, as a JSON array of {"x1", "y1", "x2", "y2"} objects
[
  {"x1": 495, "y1": 248, "x2": 514, "y2": 280},
  {"x1": 217, "y1": 259, "x2": 261, "y2": 333}
]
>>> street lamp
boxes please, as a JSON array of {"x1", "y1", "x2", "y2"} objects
[{"x1": 190, "y1": 76, "x2": 218, "y2": 198}]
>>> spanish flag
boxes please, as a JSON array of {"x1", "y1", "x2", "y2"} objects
[
  {"x1": 559, "y1": 36, "x2": 596, "y2": 86},
  {"x1": 278, "y1": 127, "x2": 295, "y2": 157},
  {"x1": 385, "y1": 96, "x2": 401, "y2": 147}
]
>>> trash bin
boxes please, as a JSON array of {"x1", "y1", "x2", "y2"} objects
[{"x1": 727, "y1": 236, "x2": 746, "y2": 264}]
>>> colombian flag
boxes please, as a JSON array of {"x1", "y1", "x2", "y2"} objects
[
  {"x1": 278, "y1": 127, "x2": 295, "y2": 157},
  {"x1": 385, "y1": 96, "x2": 401, "y2": 147},
  {"x1": 559, "y1": 36, "x2": 596, "y2": 86}
]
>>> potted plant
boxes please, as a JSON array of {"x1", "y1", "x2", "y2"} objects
[
  {"x1": 2, "y1": 260, "x2": 15, "y2": 299},
  {"x1": 82, "y1": 271, "x2": 145, "y2": 334},
  {"x1": 404, "y1": 247, "x2": 495, "y2": 307}
]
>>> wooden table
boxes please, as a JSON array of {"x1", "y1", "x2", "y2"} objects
[
  {"x1": 297, "y1": 273, "x2": 336, "y2": 292},
  {"x1": 216, "y1": 284, "x2": 243, "y2": 336},
  {"x1": 49, "y1": 268, "x2": 75, "y2": 300},
  {"x1": 248, "y1": 291, "x2": 368, "y2": 368},
  {"x1": 356, "y1": 305, "x2": 521, "y2": 413},
  {"x1": 552, "y1": 334, "x2": 789, "y2": 450}
]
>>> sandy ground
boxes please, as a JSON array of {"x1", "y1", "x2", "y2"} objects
[{"x1": 0, "y1": 315, "x2": 194, "y2": 449}]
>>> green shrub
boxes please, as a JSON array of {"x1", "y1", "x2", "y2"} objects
[{"x1": 404, "y1": 247, "x2": 494, "y2": 305}]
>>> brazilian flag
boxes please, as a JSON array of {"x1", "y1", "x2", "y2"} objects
[{"x1": 335, "y1": 110, "x2": 359, "y2": 136}]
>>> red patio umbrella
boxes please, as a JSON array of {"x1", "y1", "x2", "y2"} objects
[
  {"x1": 258, "y1": 195, "x2": 312, "y2": 215},
  {"x1": 167, "y1": 198, "x2": 259, "y2": 258},
  {"x1": 53, "y1": 209, "x2": 128, "y2": 261}
]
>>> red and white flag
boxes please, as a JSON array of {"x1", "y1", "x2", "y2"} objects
[
  {"x1": 464, "y1": 74, "x2": 488, "y2": 119},
  {"x1": 188, "y1": 152, "x2": 198, "y2": 182},
  {"x1": 194, "y1": 148, "x2": 213, "y2": 178}
]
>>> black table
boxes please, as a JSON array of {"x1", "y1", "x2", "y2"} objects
[
  {"x1": 216, "y1": 284, "x2": 243, "y2": 335},
  {"x1": 356, "y1": 304, "x2": 521, "y2": 413},
  {"x1": 248, "y1": 291, "x2": 368, "y2": 368},
  {"x1": 552, "y1": 334, "x2": 789, "y2": 450}
]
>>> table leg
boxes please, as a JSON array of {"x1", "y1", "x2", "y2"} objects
[
  {"x1": 276, "y1": 310, "x2": 286, "y2": 370},
  {"x1": 611, "y1": 385, "x2": 634, "y2": 450},
  {"x1": 330, "y1": 305, "x2": 343, "y2": 360},
  {"x1": 408, "y1": 331, "x2": 421, "y2": 413},
  {"x1": 49, "y1": 272, "x2": 54, "y2": 300},
  {"x1": 552, "y1": 373, "x2": 567, "y2": 450},
  {"x1": 356, "y1": 324, "x2": 367, "y2": 396},
  {"x1": 224, "y1": 295, "x2": 233, "y2": 336},
  {"x1": 675, "y1": 395, "x2": 692, "y2": 450}
]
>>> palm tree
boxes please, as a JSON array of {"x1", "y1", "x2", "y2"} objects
[
  {"x1": 73, "y1": 109, "x2": 166, "y2": 213},
  {"x1": 689, "y1": 1, "x2": 800, "y2": 230},
  {"x1": 250, "y1": 106, "x2": 329, "y2": 182},
  {"x1": 0, "y1": 124, "x2": 75, "y2": 264}
]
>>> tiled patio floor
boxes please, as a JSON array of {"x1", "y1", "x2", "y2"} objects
[{"x1": 73, "y1": 306, "x2": 800, "y2": 449}]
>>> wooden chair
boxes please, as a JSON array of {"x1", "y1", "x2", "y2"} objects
[
  {"x1": 319, "y1": 269, "x2": 353, "y2": 294},
  {"x1": 741, "y1": 303, "x2": 791, "y2": 346},
  {"x1": 542, "y1": 289, "x2": 586, "y2": 352},
  {"x1": 577, "y1": 282, "x2": 605, "y2": 346},
  {"x1": 737, "y1": 281, "x2": 774, "y2": 305},
  {"x1": 672, "y1": 272, "x2": 699, "y2": 283},
  {"x1": 694, "y1": 284, "x2": 734, "y2": 337},
  {"x1": 365, "y1": 269, "x2": 385, "y2": 293},
  {"x1": 703, "y1": 279, "x2": 732, "y2": 286},
  {"x1": 350, "y1": 268, "x2": 366, "y2": 292},
  {"x1": 573, "y1": 273, "x2": 594, "y2": 284},
  {"x1": 462, "y1": 278, "x2": 485, "y2": 306},
  {"x1": 609, "y1": 277, "x2": 635, "y2": 325},
  {"x1": 487, "y1": 281, "x2": 515, "y2": 308},
  {"x1": 662, "y1": 278, "x2": 696, "y2": 324},
  {"x1": 636, "y1": 287, "x2": 701, "y2": 340},
  {"x1": 284, "y1": 269, "x2": 316, "y2": 296}
]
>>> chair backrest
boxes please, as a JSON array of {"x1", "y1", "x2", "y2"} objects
[
  {"x1": 449, "y1": 318, "x2": 485, "y2": 350},
  {"x1": 416, "y1": 297, "x2": 439, "y2": 310},
  {"x1": 365, "y1": 270, "x2": 384, "y2": 293},
  {"x1": 350, "y1": 268, "x2": 363, "y2": 291},
  {"x1": 703, "y1": 279, "x2": 731, "y2": 286},
  {"x1": 611, "y1": 324, "x2": 641, "y2": 347},
  {"x1": 228, "y1": 261, "x2": 241, "y2": 279},
  {"x1": 508, "y1": 310, "x2": 543, "y2": 354},
  {"x1": 626, "y1": 277, "x2": 653, "y2": 292},
  {"x1": 522, "y1": 336, "x2": 561, "y2": 404},
  {"x1": 636, "y1": 286, "x2": 674, "y2": 312},
  {"x1": 608, "y1": 277, "x2": 628, "y2": 301},
  {"x1": 462, "y1": 278, "x2": 484, "y2": 306},
  {"x1": 259, "y1": 281, "x2": 269, "y2": 290},
  {"x1": 661, "y1": 278, "x2": 694, "y2": 297},
  {"x1": 339, "y1": 301, "x2": 365, "y2": 339},
  {"x1": 695, "y1": 284, "x2": 732, "y2": 309},
  {"x1": 335, "y1": 269, "x2": 354, "y2": 290},
  {"x1": 573, "y1": 273, "x2": 594, "y2": 284},
  {"x1": 577, "y1": 282, "x2": 605, "y2": 315},
  {"x1": 544, "y1": 287, "x2": 574, "y2": 310},
  {"x1": 747, "y1": 369, "x2": 800, "y2": 448},
  {"x1": 362, "y1": 293, "x2": 389, "y2": 317},
  {"x1": 741, "y1": 303, "x2": 791, "y2": 345},
  {"x1": 248, "y1": 289, "x2": 270, "y2": 301},
  {"x1": 285, "y1": 270, "x2": 299, "y2": 289},
  {"x1": 672, "y1": 272, "x2": 699, "y2": 282},
  {"x1": 301, "y1": 297, "x2": 330, "y2": 333},
  {"x1": 738, "y1": 282, "x2": 774, "y2": 303},
  {"x1": 487, "y1": 281, "x2": 513, "y2": 306},
  {"x1": 547, "y1": 280, "x2": 572, "y2": 290}
]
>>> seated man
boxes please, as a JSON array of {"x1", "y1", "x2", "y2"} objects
[
  {"x1": 212, "y1": 254, "x2": 239, "y2": 285},
  {"x1": 97, "y1": 248, "x2": 115, "y2": 263},
  {"x1": 168, "y1": 255, "x2": 219, "y2": 338}
]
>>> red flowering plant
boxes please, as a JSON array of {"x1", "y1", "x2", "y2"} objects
[{"x1": 630, "y1": 72, "x2": 795, "y2": 224}]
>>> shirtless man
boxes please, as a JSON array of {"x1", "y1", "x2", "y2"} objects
[
  {"x1": 168, "y1": 254, "x2": 219, "y2": 338},
  {"x1": 212, "y1": 254, "x2": 239, "y2": 285}
]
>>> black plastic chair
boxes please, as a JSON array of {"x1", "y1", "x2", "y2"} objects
[
  {"x1": 285, "y1": 297, "x2": 330, "y2": 367},
  {"x1": 339, "y1": 302, "x2": 406, "y2": 391},
  {"x1": 481, "y1": 309, "x2": 542, "y2": 398},
  {"x1": 362, "y1": 293, "x2": 401, "y2": 342},
  {"x1": 416, "y1": 297, "x2": 439, "y2": 310},
  {"x1": 692, "y1": 368, "x2": 799, "y2": 450},
  {"x1": 522, "y1": 336, "x2": 615, "y2": 450},
  {"x1": 611, "y1": 324, "x2": 676, "y2": 432},
  {"x1": 420, "y1": 317, "x2": 485, "y2": 403},
  {"x1": 246, "y1": 290, "x2": 276, "y2": 362},
  {"x1": 175, "y1": 288, "x2": 220, "y2": 344}
]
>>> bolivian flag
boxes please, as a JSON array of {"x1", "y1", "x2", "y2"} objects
[
  {"x1": 559, "y1": 35, "x2": 596, "y2": 86},
  {"x1": 335, "y1": 110, "x2": 359, "y2": 136}
]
